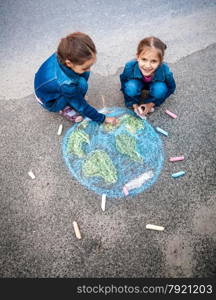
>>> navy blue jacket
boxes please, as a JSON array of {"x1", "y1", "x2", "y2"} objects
[
  {"x1": 120, "y1": 59, "x2": 176, "y2": 107},
  {"x1": 34, "y1": 53, "x2": 105, "y2": 123}
]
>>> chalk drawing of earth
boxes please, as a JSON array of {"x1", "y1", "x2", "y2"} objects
[{"x1": 62, "y1": 107, "x2": 164, "y2": 198}]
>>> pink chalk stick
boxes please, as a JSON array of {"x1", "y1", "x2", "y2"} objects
[
  {"x1": 169, "y1": 156, "x2": 185, "y2": 162},
  {"x1": 165, "y1": 109, "x2": 177, "y2": 119},
  {"x1": 123, "y1": 187, "x2": 129, "y2": 196}
]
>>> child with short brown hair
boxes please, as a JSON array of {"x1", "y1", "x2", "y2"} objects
[{"x1": 34, "y1": 32, "x2": 118, "y2": 124}]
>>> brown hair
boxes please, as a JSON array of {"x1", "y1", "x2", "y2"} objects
[
  {"x1": 137, "y1": 36, "x2": 167, "y2": 62},
  {"x1": 57, "y1": 32, "x2": 97, "y2": 65}
]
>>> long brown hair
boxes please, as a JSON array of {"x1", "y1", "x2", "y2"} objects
[
  {"x1": 57, "y1": 32, "x2": 97, "y2": 65},
  {"x1": 137, "y1": 36, "x2": 167, "y2": 62}
]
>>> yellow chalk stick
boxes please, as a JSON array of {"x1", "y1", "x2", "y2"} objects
[
  {"x1": 101, "y1": 95, "x2": 105, "y2": 107},
  {"x1": 73, "y1": 221, "x2": 82, "y2": 239},
  {"x1": 57, "y1": 124, "x2": 63, "y2": 136},
  {"x1": 146, "y1": 224, "x2": 164, "y2": 231},
  {"x1": 101, "y1": 194, "x2": 106, "y2": 211}
]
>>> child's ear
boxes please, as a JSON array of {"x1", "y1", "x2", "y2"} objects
[{"x1": 65, "y1": 59, "x2": 73, "y2": 68}]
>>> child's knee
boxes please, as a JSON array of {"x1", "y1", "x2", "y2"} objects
[
  {"x1": 150, "y1": 82, "x2": 168, "y2": 100},
  {"x1": 124, "y1": 80, "x2": 141, "y2": 97}
]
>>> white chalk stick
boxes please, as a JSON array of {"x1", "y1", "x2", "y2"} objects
[
  {"x1": 101, "y1": 95, "x2": 105, "y2": 107},
  {"x1": 28, "y1": 171, "x2": 35, "y2": 179},
  {"x1": 101, "y1": 194, "x2": 106, "y2": 211},
  {"x1": 73, "y1": 221, "x2": 82, "y2": 239},
  {"x1": 123, "y1": 186, "x2": 129, "y2": 196},
  {"x1": 57, "y1": 124, "x2": 63, "y2": 136},
  {"x1": 146, "y1": 224, "x2": 164, "y2": 231}
]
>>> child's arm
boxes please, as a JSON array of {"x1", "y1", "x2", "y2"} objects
[
  {"x1": 81, "y1": 71, "x2": 90, "y2": 81},
  {"x1": 61, "y1": 84, "x2": 118, "y2": 124},
  {"x1": 120, "y1": 60, "x2": 140, "y2": 108},
  {"x1": 61, "y1": 84, "x2": 105, "y2": 123},
  {"x1": 164, "y1": 64, "x2": 176, "y2": 97}
]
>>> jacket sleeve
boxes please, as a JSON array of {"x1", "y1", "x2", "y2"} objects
[
  {"x1": 164, "y1": 65, "x2": 176, "y2": 97},
  {"x1": 61, "y1": 84, "x2": 105, "y2": 123},
  {"x1": 120, "y1": 62, "x2": 140, "y2": 108},
  {"x1": 81, "y1": 71, "x2": 90, "y2": 81}
]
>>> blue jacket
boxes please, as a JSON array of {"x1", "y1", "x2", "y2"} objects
[
  {"x1": 120, "y1": 59, "x2": 176, "y2": 107},
  {"x1": 34, "y1": 53, "x2": 105, "y2": 123}
]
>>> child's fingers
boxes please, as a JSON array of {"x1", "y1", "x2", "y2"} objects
[
  {"x1": 138, "y1": 105, "x2": 146, "y2": 115},
  {"x1": 111, "y1": 117, "x2": 119, "y2": 125},
  {"x1": 138, "y1": 104, "x2": 146, "y2": 113},
  {"x1": 105, "y1": 117, "x2": 118, "y2": 125}
]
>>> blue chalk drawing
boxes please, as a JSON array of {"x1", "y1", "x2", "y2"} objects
[{"x1": 62, "y1": 107, "x2": 164, "y2": 198}]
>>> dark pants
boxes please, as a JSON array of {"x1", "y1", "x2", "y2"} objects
[{"x1": 123, "y1": 79, "x2": 169, "y2": 107}]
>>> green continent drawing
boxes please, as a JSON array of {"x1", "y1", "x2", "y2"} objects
[
  {"x1": 116, "y1": 133, "x2": 143, "y2": 162},
  {"x1": 120, "y1": 114, "x2": 144, "y2": 133},
  {"x1": 103, "y1": 114, "x2": 144, "y2": 133},
  {"x1": 103, "y1": 122, "x2": 120, "y2": 132},
  {"x1": 67, "y1": 130, "x2": 89, "y2": 158},
  {"x1": 82, "y1": 150, "x2": 117, "y2": 184},
  {"x1": 77, "y1": 120, "x2": 88, "y2": 130},
  {"x1": 63, "y1": 107, "x2": 164, "y2": 198}
]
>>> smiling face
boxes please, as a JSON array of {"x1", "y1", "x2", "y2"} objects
[
  {"x1": 137, "y1": 48, "x2": 161, "y2": 77},
  {"x1": 65, "y1": 55, "x2": 96, "y2": 74}
]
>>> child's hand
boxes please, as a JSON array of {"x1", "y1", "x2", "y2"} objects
[
  {"x1": 105, "y1": 117, "x2": 119, "y2": 125},
  {"x1": 133, "y1": 104, "x2": 140, "y2": 116},
  {"x1": 138, "y1": 103, "x2": 155, "y2": 116},
  {"x1": 132, "y1": 104, "x2": 139, "y2": 110}
]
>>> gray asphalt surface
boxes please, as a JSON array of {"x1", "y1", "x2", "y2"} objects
[
  {"x1": 1, "y1": 0, "x2": 216, "y2": 98},
  {"x1": 0, "y1": 0, "x2": 216, "y2": 279},
  {"x1": 0, "y1": 43, "x2": 216, "y2": 278}
]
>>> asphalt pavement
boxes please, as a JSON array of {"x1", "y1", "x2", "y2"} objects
[
  {"x1": 0, "y1": 42, "x2": 215, "y2": 278},
  {"x1": 1, "y1": 0, "x2": 216, "y2": 99}
]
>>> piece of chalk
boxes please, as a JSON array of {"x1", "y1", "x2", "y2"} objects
[
  {"x1": 123, "y1": 186, "x2": 129, "y2": 196},
  {"x1": 156, "y1": 127, "x2": 168, "y2": 136},
  {"x1": 57, "y1": 124, "x2": 63, "y2": 136},
  {"x1": 73, "y1": 221, "x2": 82, "y2": 239},
  {"x1": 171, "y1": 171, "x2": 186, "y2": 178},
  {"x1": 146, "y1": 224, "x2": 164, "y2": 231},
  {"x1": 101, "y1": 95, "x2": 105, "y2": 107},
  {"x1": 28, "y1": 171, "x2": 35, "y2": 179},
  {"x1": 169, "y1": 156, "x2": 184, "y2": 162},
  {"x1": 101, "y1": 194, "x2": 106, "y2": 211},
  {"x1": 165, "y1": 109, "x2": 177, "y2": 119}
]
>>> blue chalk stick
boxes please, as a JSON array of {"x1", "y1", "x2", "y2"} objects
[
  {"x1": 156, "y1": 127, "x2": 168, "y2": 136},
  {"x1": 172, "y1": 171, "x2": 186, "y2": 178}
]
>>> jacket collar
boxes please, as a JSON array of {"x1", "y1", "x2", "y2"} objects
[
  {"x1": 57, "y1": 55, "x2": 80, "y2": 79},
  {"x1": 134, "y1": 62, "x2": 143, "y2": 79},
  {"x1": 133, "y1": 61, "x2": 165, "y2": 81}
]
